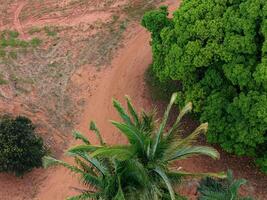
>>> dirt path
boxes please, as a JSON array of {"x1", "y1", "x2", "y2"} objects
[
  {"x1": 14, "y1": 1, "x2": 26, "y2": 39},
  {"x1": 34, "y1": 2, "x2": 182, "y2": 199},
  {"x1": 34, "y1": 25, "x2": 153, "y2": 200}
]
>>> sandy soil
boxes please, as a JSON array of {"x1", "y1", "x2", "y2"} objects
[{"x1": 0, "y1": 0, "x2": 266, "y2": 200}]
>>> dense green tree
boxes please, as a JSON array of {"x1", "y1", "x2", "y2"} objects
[
  {"x1": 44, "y1": 94, "x2": 225, "y2": 200},
  {"x1": 0, "y1": 115, "x2": 46, "y2": 176},
  {"x1": 142, "y1": 0, "x2": 267, "y2": 172}
]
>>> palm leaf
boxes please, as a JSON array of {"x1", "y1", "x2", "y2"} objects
[
  {"x1": 177, "y1": 170, "x2": 226, "y2": 179},
  {"x1": 73, "y1": 131, "x2": 90, "y2": 145},
  {"x1": 43, "y1": 156, "x2": 101, "y2": 186},
  {"x1": 68, "y1": 144, "x2": 101, "y2": 154},
  {"x1": 75, "y1": 157, "x2": 97, "y2": 177},
  {"x1": 166, "y1": 102, "x2": 192, "y2": 138},
  {"x1": 154, "y1": 167, "x2": 176, "y2": 200},
  {"x1": 90, "y1": 146, "x2": 135, "y2": 161},
  {"x1": 90, "y1": 121, "x2": 105, "y2": 145},
  {"x1": 111, "y1": 121, "x2": 145, "y2": 149},
  {"x1": 173, "y1": 123, "x2": 208, "y2": 148},
  {"x1": 67, "y1": 151, "x2": 108, "y2": 176},
  {"x1": 152, "y1": 93, "x2": 178, "y2": 157},
  {"x1": 113, "y1": 98, "x2": 133, "y2": 125},
  {"x1": 125, "y1": 95, "x2": 140, "y2": 127},
  {"x1": 166, "y1": 146, "x2": 220, "y2": 161}
]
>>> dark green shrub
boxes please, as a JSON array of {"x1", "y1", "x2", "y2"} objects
[
  {"x1": 142, "y1": 0, "x2": 267, "y2": 172},
  {"x1": 197, "y1": 170, "x2": 253, "y2": 200},
  {"x1": 0, "y1": 115, "x2": 46, "y2": 176}
]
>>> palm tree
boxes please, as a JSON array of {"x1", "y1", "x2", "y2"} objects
[
  {"x1": 44, "y1": 93, "x2": 225, "y2": 200},
  {"x1": 44, "y1": 125, "x2": 152, "y2": 200}
]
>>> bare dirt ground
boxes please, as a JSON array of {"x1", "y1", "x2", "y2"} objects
[{"x1": 0, "y1": 0, "x2": 266, "y2": 200}]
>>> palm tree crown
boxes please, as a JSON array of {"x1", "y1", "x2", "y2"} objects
[{"x1": 44, "y1": 93, "x2": 225, "y2": 200}]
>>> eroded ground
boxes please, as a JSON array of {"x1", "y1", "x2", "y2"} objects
[
  {"x1": 0, "y1": 0, "x2": 266, "y2": 200},
  {"x1": 0, "y1": 0, "x2": 158, "y2": 155}
]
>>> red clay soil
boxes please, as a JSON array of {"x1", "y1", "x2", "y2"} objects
[{"x1": 0, "y1": 0, "x2": 267, "y2": 200}]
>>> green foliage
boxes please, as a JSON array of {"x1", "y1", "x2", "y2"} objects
[
  {"x1": 0, "y1": 115, "x2": 46, "y2": 176},
  {"x1": 197, "y1": 170, "x2": 253, "y2": 200},
  {"x1": 0, "y1": 30, "x2": 41, "y2": 58},
  {"x1": 44, "y1": 26, "x2": 57, "y2": 37},
  {"x1": 142, "y1": 0, "x2": 267, "y2": 172},
  {"x1": 45, "y1": 94, "x2": 225, "y2": 200},
  {"x1": 8, "y1": 30, "x2": 19, "y2": 38},
  {"x1": 30, "y1": 38, "x2": 42, "y2": 47}
]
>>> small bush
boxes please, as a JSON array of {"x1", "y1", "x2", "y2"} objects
[
  {"x1": 198, "y1": 170, "x2": 253, "y2": 200},
  {"x1": 0, "y1": 116, "x2": 46, "y2": 176}
]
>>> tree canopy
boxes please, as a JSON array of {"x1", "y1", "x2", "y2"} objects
[{"x1": 142, "y1": 0, "x2": 267, "y2": 172}]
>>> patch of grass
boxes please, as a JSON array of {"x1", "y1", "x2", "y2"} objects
[
  {"x1": 30, "y1": 38, "x2": 42, "y2": 47},
  {"x1": 8, "y1": 30, "x2": 19, "y2": 38},
  {"x1": 44, "y1": 26, "x2": 57, "y2": 37},
  {"x1": 0, "y1": 73, "x2": 8, "y2": 85}
]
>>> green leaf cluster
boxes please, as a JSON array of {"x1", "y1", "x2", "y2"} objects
[{"x1": 142, "y1": 0, "x2": 267, "y2": 172}]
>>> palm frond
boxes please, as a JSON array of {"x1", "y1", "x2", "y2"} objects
[
  {"x1": 141, "y1": 110, "x2": 156, "y2": 133},
  {"x1": 125, "y1": 95, "x2": 140, "y2": 127},
  {"x1": 73, "y1": 131, "x2": 90, "y2": 145},
  {"x1": 113, "y1": 98, "x2": 133, "y2": 125},
  {"x1": 152, "y1": 93, "x2": 178, "y2": 158},
  {"x1": 166, "y1": 146, "x2": 220, "y2": 161},
  {"x1": 43, "y1": 156, "x2": 101, "y2": 186},
  {"x1": 43, "y1": 156, "x2": 82, "y2": 174},
  {"x1": 166, "y1": 102, "x2": 192, "y2": 139},
  {"x1": 75, "y1": 157, "x2": 97, "y2": 177},
  {"x1": 67, "y1": 151, "x2": 108, "y2": 176},
  {"x1": 90, "y1": 121, "x2": 105, "y2": 145},
  {"x1": 154, "y1": 167, "x2": 176, "y2": 200},
  {"x1": 177, "y1": 170, "x2": 226, "y2": 179},
  {"x1": 90, "y1": 146, "x2": 135, "y2": 161},
  {"x1": 68, "y1": 145, "x2": 101, "y2": 154},
  {"x1": 111, "y1": 121, "x2": 145, "y2": 149},
  {"x1": 173, "y1": 123, "x2": 208, "y2": 148}
]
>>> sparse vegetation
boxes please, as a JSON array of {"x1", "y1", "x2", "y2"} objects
[
  {"x1": 44, "y1": 26, "x2": 57, "y2": 37},
  {"x1": 0, "y1": 115, "x2": 46, "y2": 176}
]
